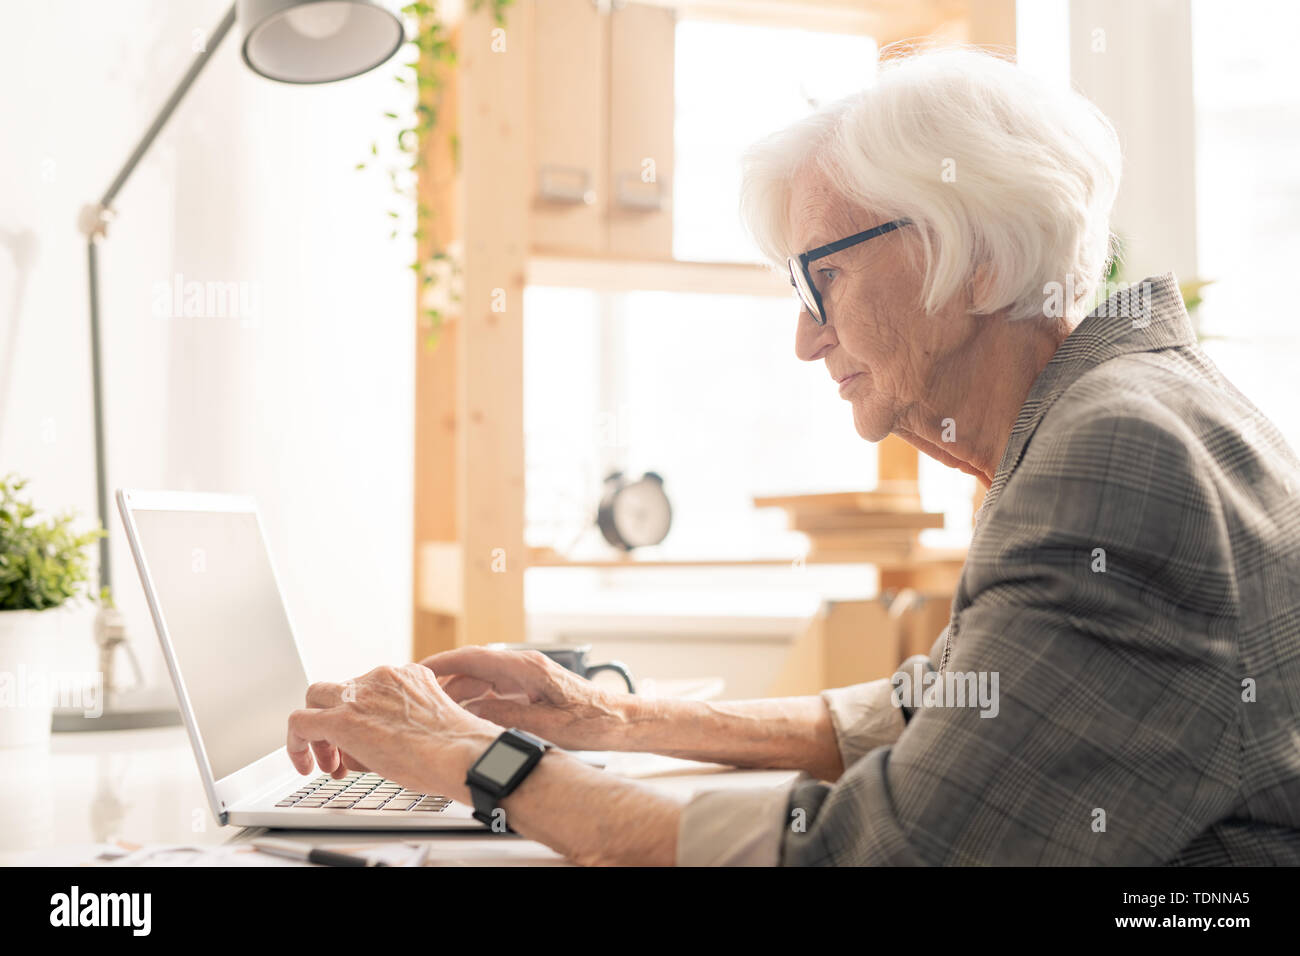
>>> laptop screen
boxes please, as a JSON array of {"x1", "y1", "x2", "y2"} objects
[{"x1": 130, "y1": 506, "x2": 310, "y2": 781}]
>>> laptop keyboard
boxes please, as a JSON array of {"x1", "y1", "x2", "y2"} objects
[{"x1": 275, "y1": 771, "x2": 452, "y2": 812}]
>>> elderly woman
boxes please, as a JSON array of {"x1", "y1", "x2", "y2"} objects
[{"x1": 287, "y1": 49, "x2": 1300, "y2": 865}]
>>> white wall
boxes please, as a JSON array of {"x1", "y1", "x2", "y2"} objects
[
  {"x1": 1070, "y1": 0, "x2": 1199, "y2": 281},
  {"x1": 0, "y1": 0, "x2": 415, "y2": 688}
]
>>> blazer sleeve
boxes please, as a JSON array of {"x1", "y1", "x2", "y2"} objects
[
  {"x1": 780, "y1": 411, "x2": 1243, "y2": 865},
  {"x1": 675, "y1": 677, "x2": 905, "y2": 865}
]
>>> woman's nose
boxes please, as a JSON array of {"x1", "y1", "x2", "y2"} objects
[{"x1": 794, "y1": 308, "x2": 836, "y2": 362}]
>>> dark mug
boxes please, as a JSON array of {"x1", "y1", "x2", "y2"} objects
[{"x1": 487, "y1": 642, "x2": 636, "y2": 694}]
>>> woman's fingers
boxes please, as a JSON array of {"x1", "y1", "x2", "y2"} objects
[
  {"x1": 420, "y1": 647, "x2": 537, "y2": 692},
  {"x1": 287, "y1": 708, "x2": 369, "y2": 778},
  {"x1": 338, "y1": 750, "x2": 370, "y2": 774},
  {"x1": 305, "y1": 681, "x2": 348, "y2": 708},
  {"x1": 296, "y1": 682, "x2": 351, "y2": 775},
  {"x1": 312, "y1": 738, "x2": 341, "y2": 775},
  {"x1": 286, "y1": 665, "x2": 503, "y2": 797},
  {"x1": 287, "y1": 708, "x2": 344, "y2": 775}
]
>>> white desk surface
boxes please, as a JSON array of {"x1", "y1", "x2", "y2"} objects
[{"x1": 0, "y1": 725, "x2": 796, "y2": 866}]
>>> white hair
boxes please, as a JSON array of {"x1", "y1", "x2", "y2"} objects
[{"x1": 739, "y1": 47, "x2": 1122, "y2": 322}]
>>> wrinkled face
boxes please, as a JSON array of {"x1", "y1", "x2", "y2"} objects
[{"x1": 788, "y1": 166, "x2": 972, "y2": 442}]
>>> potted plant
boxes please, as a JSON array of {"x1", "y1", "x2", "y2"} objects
[{"x1": 0, "y1": 476, "x2": 102, "y2": 748}]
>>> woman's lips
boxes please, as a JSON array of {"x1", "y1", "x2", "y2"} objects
[{"x1": 837, "y1": 373, "x2": 862, "y2": 397}]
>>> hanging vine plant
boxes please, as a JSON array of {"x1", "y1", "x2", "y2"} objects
[
  {"x1": 358, "y1": 0, "x2": 514, "y2": 347},
  {"x1": 1103, "y1": 234, "x2": 1215, "y2": 340}
]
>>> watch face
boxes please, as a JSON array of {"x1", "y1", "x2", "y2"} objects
[
  {"x1": 476, "y1": 741, "x2": 531, "y2": 786},
  {"x1": 611, "y1": 479, "x2": 672, "y2": 548}
]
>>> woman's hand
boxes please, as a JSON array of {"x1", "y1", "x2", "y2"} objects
[
  {"x1": 421, "y1": 647, "x2": 634, "y2": 751},
  {"x1": 287, "y1": 658, "x2": 683, "y2": 865},
  {"x1": 286, "y1": 662, "x2": 499, "y2": 801}
]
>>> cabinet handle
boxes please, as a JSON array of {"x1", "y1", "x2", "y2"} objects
[
  {"x1": 614, "y1": 171, "x2": 667, "y2": 211},
  {"x1": 538, "y1": 165, "x2": 595, "y2": 205}
]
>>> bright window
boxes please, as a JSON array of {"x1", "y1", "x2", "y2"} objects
[
  {"x1": 673, "y1": 20, "x2": 878, "y2": 263},
  {"x1": 1192, "y1": 0, "x2": 1300, "y2": 452}
]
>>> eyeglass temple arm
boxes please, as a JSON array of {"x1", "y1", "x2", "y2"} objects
[{"x1": 803, "y1": 218, "x2": 911, "y2": 263}]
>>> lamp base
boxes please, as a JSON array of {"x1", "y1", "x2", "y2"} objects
[
  {"x1": 51, "y1": 684, "x2": 181, "y2": 733},
  {"x1": 51, "y1": 707, "x2": 181, "y2": 733}
]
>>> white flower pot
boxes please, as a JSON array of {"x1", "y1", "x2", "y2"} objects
[{"x1": 0, "y1": 609, "x2": 60, "y2": 749}]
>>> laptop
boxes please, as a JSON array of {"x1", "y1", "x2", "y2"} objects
[{"x1": 116, "y1": 488, "x2": 486, "y2": 830}]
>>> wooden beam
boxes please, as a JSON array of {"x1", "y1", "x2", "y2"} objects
[
  {"x1": 414, "y1": 4, "x2": 531, "y2": 658},
  {"x1": 964, "y1": 0, "x2": 1017, "y2": 53},
  {"x1": 413, "y1": 20, "x2": 463, "y2": 659},
  {"x1": 455, "y1": 3, "x2": 529, "y2": 647}
]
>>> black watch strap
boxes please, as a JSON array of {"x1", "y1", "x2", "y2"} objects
[
  {"x1": 469, "y1": 781, "x2": 503, "y2": 828},
  {"x1": 892, "y1": 654, "x2": 935, "y2": 723}
]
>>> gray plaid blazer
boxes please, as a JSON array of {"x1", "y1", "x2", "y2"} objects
[{"x1": 783, "y1": 272, "x2": 1300, "y2": 865}]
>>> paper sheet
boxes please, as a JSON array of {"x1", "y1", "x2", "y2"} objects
[{"x1": 92, "y1": 839, "x2": 432, "y2": 867}]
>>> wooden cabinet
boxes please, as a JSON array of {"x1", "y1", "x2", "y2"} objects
[
  {"x1": 607, "y1": 2, "x2": 675, "y2": 258},
  {"x1": 528, "y1": 0, "x2": 676, "y2": 260},
  {"x1": 530, "y1": 0, "x2": 607, "y2": 256}
]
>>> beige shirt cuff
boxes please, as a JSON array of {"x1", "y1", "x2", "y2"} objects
[
  {"x1": 676, "y1": 779, "x2": 800, "y2": 866},
  {"x1": 820, "y1": 676, "x2": 906, "y2": 769}
]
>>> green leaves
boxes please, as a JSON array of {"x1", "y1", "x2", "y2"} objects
[
  {"x1": 1105, "y1": 232, "x2": 1213, "y2": 336},
  {"x1": 0, "y1": 475, "x2": 103, "y2": 612},
  {"x1": 359, "y1": 0, "x2": 514, "y2": 352},
  {"x1": 471, "y1": 0, "x2": 513, "y2": 27}
]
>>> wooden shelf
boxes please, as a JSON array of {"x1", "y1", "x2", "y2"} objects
[
  {"x1": 630, "y1": 0, "x2": 1010, "y2": 50},
  {"x1": 526, "y1": 551, "x2": 804, "y2": 569},
  {"x1": 630, "y1": 0, "x2": 948, "y2": 38},
  {"x1": 523, "y1": 545, "x2": 968, "y2": 569},
  {"x1": 526, "y1": 255, "x2": 789, "y2": 298},
  {"x1": 417, "y1": 542, "x2": 966, "y2": 614}
]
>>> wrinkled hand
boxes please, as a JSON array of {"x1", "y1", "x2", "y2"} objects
[
  {"x1": 421, "y1": 647, "x2": 631, "y2": 751},
  {"x1": 287, "y1": 663, "x2": 499, "y2": 799}
]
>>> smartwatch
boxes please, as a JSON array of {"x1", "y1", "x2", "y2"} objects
[{"x1": 465, "y1": 728, "x2": 553, "y2": 830}]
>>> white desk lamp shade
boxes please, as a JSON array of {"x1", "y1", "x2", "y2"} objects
[{"x1": 238, "y1": 0, "x2": 405, "y2": 84}]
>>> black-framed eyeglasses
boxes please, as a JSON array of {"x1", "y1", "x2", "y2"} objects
[{"x1": 788, "y1": 218, "x2": 912, "y2": 326}]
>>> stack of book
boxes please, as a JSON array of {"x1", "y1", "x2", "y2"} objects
[{"x1": 753, "y1": 483, "x2": 944, "y2": 563}]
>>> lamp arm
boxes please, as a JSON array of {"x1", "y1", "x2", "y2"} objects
[
  {"x1": 80, "y1": 3, "x2": 236, "y2": 592},
  {"x1": 98, "y1": 4, "x2": 238, "y2": 210}
]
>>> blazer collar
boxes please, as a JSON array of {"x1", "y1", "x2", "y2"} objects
[{"x1": 974, "y1": 271, "x2": 1196, "y2": 529}]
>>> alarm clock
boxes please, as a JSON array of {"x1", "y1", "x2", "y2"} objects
[{"x1": 596, "y1": 471, "x2": 672, "y2": 551}]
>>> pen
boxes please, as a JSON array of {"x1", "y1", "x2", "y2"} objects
[{"x1": 251, "y1": 837, "x2": 385, "y2": 867}]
